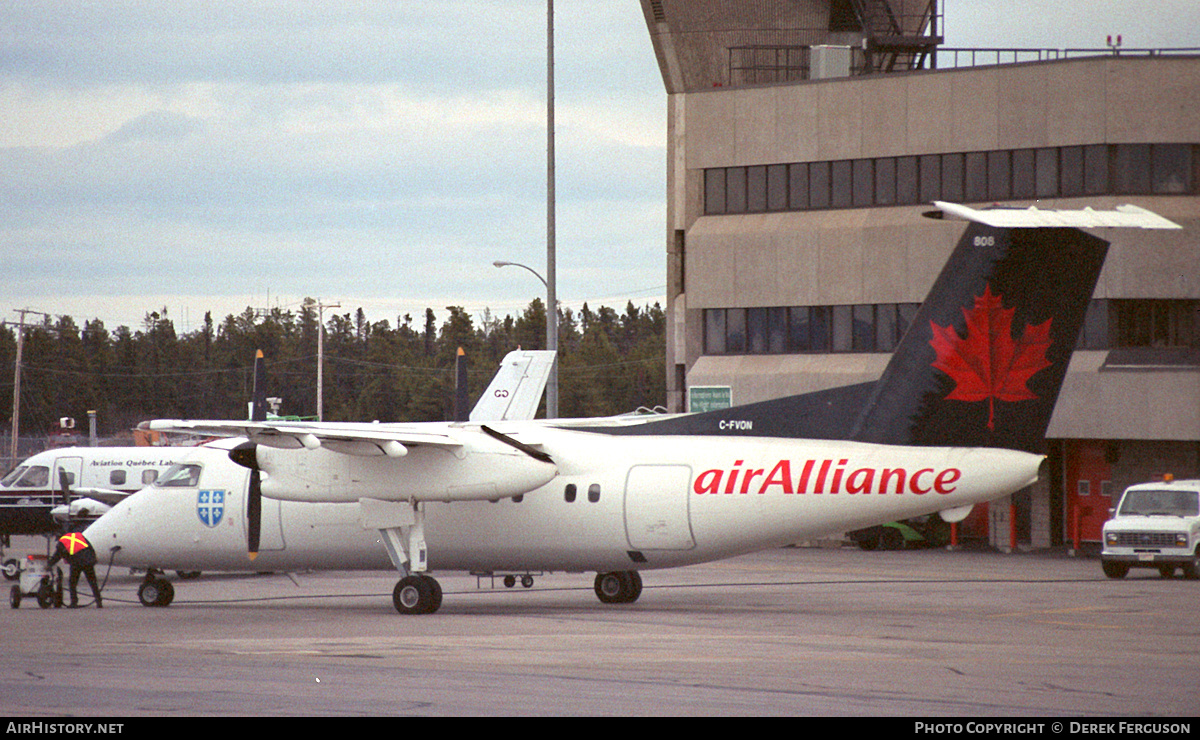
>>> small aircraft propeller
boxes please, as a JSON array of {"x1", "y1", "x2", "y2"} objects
[
  {"x1": 230, "y1": 440, "x2": 262, "y2": 560},
  {"x1": 231, "y1": 349, "x2": 268, "y2": 560}
]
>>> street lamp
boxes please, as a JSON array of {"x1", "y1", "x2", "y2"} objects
[{"x1": 493, "y1": 260, "x2": 558, "y2": 418}]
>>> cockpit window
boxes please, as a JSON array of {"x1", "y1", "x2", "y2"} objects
[
  {"x1": 155, "y1": 463, "x2": 202, "y2": 488},
  {"x1": 12, "y1": 466, "x2": 50, "y2": 488},
  {"x1": 0, "y1": 466, "x2": 28, "y2": 487}
]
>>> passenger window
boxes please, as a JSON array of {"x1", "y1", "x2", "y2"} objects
[
  {"x1": 564, "y1": 484, "x2": 577, "y2": 503},
  {"x1": 156, "y1": 464, "x2": 201, "y2": 488},
  {"x1": 142, "y1": 470, "x2": 158, "y2": 485},
  {"x1": 109, "y1": 470, "x2": 127, "y2": 486},
  {"x1": 588, "y1": 484, "x2": 601, "y2": 503}
]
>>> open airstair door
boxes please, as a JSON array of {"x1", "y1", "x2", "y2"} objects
[{"x1": 624, "y1": 465, "x2": 695, "y2": 551}]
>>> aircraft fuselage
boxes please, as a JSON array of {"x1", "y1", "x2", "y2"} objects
[{"x1": 87, "y1": 429, "x2": 1040, "y2": 575}]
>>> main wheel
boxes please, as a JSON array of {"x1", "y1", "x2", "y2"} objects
[
  {"x1": 594, "y1": 571, "x2": 643, "y2": 604},
  {"x1": 1102, "y1": 560, "x2": 1129, "y2": 579},
  {"x1": 1182, "y1": 549, "x2": 1200, "y2": 580},
  {"x1": 393, "y1": 575, "x2": 441, "y2": 615}
]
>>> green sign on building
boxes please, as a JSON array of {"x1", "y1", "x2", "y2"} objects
[{"x1": 688, "y1": 386, "x2": 732, "y2": 413}]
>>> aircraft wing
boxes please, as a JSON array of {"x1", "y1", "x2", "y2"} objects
[
  {"x1": 143, "y1": 419, "x2": 462, "y2": 456},
  {"x1": 470, "y1": 349, "x2": 556, "y2": 422}
]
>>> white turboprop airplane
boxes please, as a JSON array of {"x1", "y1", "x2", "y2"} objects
[
  {"x1": 1, "y1": 348, "x2": 554, "y2": 585},
  {"x1": 86, "y1": 203, "x2": 1182, "y2": 615}
]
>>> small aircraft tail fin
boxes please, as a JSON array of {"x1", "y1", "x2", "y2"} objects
[
  {"x1": 469, "y1": 350, "x2": 557, "y2": 422},
  {"x1": 850, "y1": 203, "x2": 1180, "y2": 453}
]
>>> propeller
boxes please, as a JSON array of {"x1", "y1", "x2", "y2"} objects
[
  {"x1": 58, "y1": 469, "x2": 73, "y2": 527},
  {"x1": 230, "y1": 440, "x2": 262, "y2": 561},
  {"x1": 480, "y1": 425, "x2": 554, "y2": 465},
  {"x1": 454, "y1": 347, "x2": 469, "y2": 422},
  {"x1": 233, "y1": 349, "x2": 268, "y2": 560}
]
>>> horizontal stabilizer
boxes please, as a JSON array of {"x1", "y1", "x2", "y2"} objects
[{"x1": 931, "y1": 201, "x2": 1182, "y2": 229}]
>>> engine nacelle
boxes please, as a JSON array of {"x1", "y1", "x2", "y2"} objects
[{"x1": 256, "y1": 443, "x2": 556, "y2": 503}]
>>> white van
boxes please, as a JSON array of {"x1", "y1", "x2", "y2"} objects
[{"x1": 1100, "y1": 479, "x2": 1200, "y2": 579}]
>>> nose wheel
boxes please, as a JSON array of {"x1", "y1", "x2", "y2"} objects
[
  {"x1": 392, "y1": 575, "x2": 442, "y2": 615},
  {"x1": 138, "y1": 574, "x2": 175, "y2": 607}
]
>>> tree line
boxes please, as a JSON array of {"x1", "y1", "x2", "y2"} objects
[{"x1": 0, "y1": 298, "x2": 666, "y2": 444}]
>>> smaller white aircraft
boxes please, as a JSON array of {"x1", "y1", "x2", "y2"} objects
[
  {"x1": 86, "y1": 203, "x2": 1183, "y2": 615},
  {"x1": 2, "y1": 348, "x2": 553, "y2": 585}
]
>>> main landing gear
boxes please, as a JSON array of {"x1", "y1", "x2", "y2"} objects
[
  {"x1": 364, "y1": 499, "x2": 444, "y2": 615},
  {"x1": 594, "y1": 571, "x2": 642, "y2": 604}
]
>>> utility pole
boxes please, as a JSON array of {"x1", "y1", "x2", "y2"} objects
[
  {"x1": 9, "y1": 308, "x2": 50, "y2": 466},
  {"x1": 545, "y1": 0, "x2": 558, "y2": 418},
  {"x1": 314, "y1": 299, "x2": 340, "y2": 421}
]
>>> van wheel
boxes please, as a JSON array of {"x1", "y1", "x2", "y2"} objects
[
  {"x1": 1183, "y1": 550, "x2": 1199, "y2": 580},
  {"x1": 1102, "y1": 560, "x2": 1129, "y2": 579}
]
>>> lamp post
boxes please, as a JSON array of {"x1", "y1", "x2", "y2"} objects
[{"x1": 493, "y1": 260, "x2": 558, "y2": 418}]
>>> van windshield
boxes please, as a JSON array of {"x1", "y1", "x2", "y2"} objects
[{"x1": 1118, "y1": 489, "x2": 1199, "y2": 517}]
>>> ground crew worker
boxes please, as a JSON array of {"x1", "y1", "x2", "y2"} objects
[{"x1": 48, "y1": 531, "x2": 102, "y2": 608}]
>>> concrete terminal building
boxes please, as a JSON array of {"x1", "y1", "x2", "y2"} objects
[{"x1": 638, "y1": 0, "x2": 1200, "y2": 549}]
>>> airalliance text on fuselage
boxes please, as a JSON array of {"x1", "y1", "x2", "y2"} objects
[{"x1": 693, "y1": 458, "x2": 962, "y2": 496}]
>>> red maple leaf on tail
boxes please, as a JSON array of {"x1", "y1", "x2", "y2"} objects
[{"x1": 929, "y1": 284, "x2": 1052, "y2": 431}]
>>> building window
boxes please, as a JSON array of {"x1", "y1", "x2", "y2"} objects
[
  {"x1": 703, "y1": 143, "x2": 1196, "y2": 214},
  {"x1": 1113, "y1": 300, "x2": 1200, "y2": 348},
  {"x1": 703, "y1": 303, "x2": 919, "y2": 356}
]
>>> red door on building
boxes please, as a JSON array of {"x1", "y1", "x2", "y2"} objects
[{"x1": 1064, "y1": 440, "x2": 1114, "y2": 544}]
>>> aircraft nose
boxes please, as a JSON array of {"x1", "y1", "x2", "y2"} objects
[{"x1": 84, "y1": 501, "x2": 128, "y2": 561}]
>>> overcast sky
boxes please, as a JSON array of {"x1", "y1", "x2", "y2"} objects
[{"x1": 3, "y1": 1, "x2": 1198, "y2": 333}]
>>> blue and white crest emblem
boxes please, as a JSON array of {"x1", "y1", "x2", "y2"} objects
[{"x1": 197, "y1": 489, "x2": 225, "y2": 528}]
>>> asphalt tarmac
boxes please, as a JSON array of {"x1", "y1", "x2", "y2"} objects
[{"x1": 2, "y1": 540, "x2": 1197, "y2": 717}]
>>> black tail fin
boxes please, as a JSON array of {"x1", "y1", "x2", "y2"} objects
[
  {"x1": 585, "y1": 204, "x2": 1175, "y2": 448},
  {"x1": 849, "y1": 223, "x2": 1107, "y2": 453}
]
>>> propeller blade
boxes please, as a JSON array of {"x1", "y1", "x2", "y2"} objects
[
  {"x1": 454, "y1": 347, "x2": 469, "y2": 422},
  {"x1": 247, "y1": 469, "x2": 261, "y2": 560},
  {"x1": 230, "y1": 441, "x2": 262, "y2": 560},
  {"x1": 250, "y1": 349, "x2": 267, "y2": 422},
  {"x1": 480, "y1": 425, "x2": 553, "y2": 464}
]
